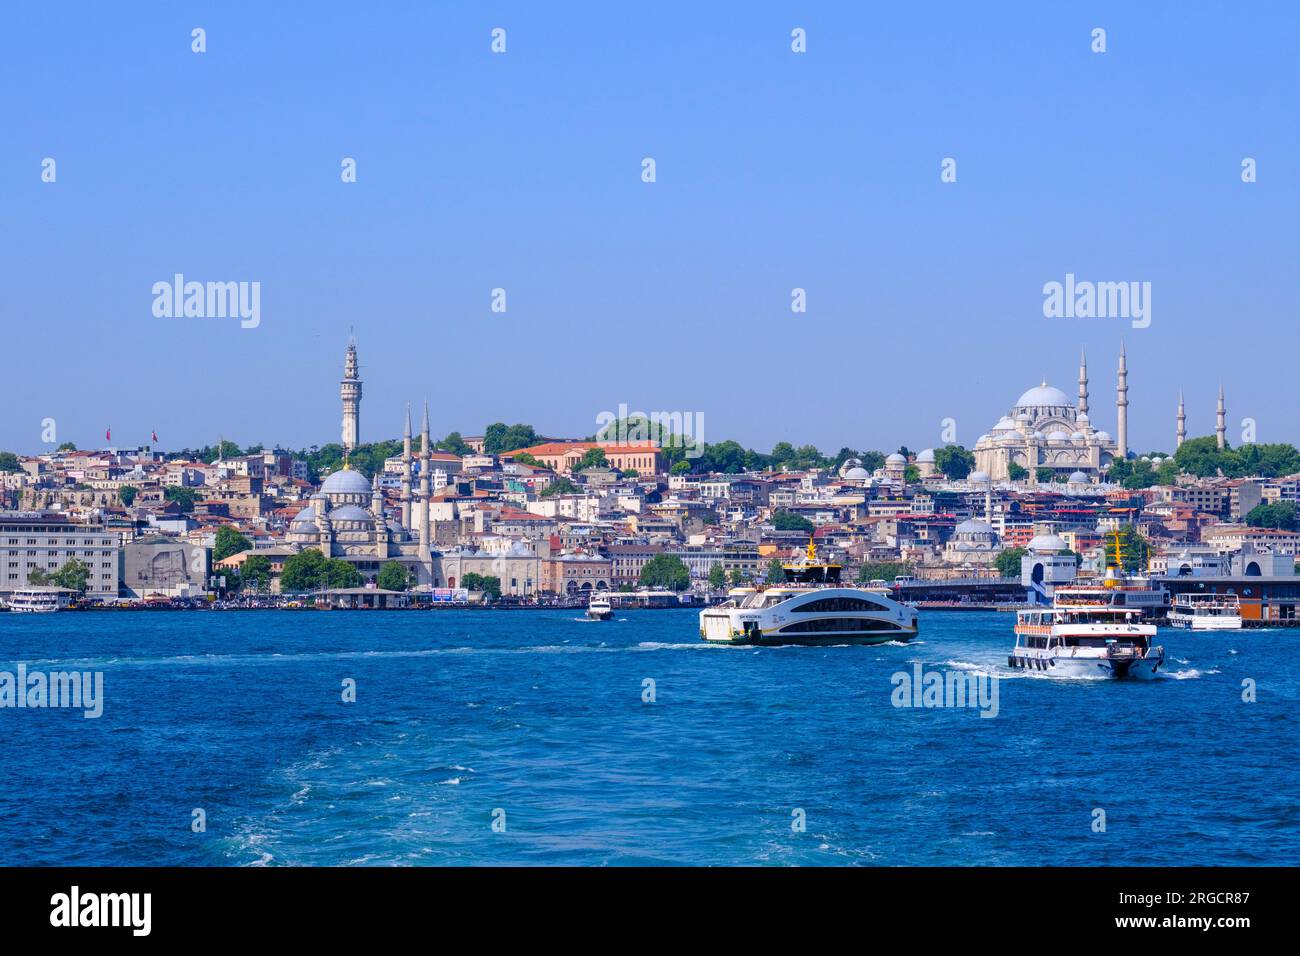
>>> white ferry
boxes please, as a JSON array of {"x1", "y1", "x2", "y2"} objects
[
  {"x1": 585, "y1": 595, "x2": 614, "y2": 621},
  {"x1": 5, "y1": 586, "x2": 73, "y2": 613},
  {"x1": 1167, "y1": 593, "x2": 1243, "y2": 630},
  {"x1": 1011, "y1": 581, "x2": 1164, "y2": 679},
  {"x1": 699, "y1": 539, "x2": 918, "y2": 646}
]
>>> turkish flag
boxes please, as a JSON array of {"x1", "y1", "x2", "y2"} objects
[
  {"x1": 105, "y1": 427, "x2": 111, "y2": 442},
  {"x1": 151, "y1": 430, "x2": 158, "y2": 443}
]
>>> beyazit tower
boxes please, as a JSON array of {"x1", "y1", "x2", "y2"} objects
[{"x1": 341, "y1": 336, "x2": 362, "y2": 453}]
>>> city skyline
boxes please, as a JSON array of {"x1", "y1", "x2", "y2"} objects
[{"x1": 5, "y1": 3, "x2": 1297, "y2": 454}]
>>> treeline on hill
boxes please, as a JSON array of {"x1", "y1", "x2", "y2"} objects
[{"x1": 130, "y1": 425, "x2": 1300, "y2": 486}]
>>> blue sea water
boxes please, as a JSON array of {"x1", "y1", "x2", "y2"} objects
[{"x1": 0, "y1": 609, "x2": 1294, "y2": 866}]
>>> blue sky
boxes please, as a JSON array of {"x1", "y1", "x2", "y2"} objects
[{"x1": 3, "y1": 1, "x2": 1297, "y2": 456}]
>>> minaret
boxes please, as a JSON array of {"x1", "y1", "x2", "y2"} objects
[
  {"x1": 1176, "y1": 392, "x2": 1186, "y2": 448},
  {"x1": 401, "y1": 404, "x2": 413, "y2": 529},
  {"x1": 1216, "y1": 385, "x2": 1226, "y2": 449},
  {"x1": 1115, "y1": 342, "x2": 1128, "y2": 459},
  {"x1": 340, "y1": 336, "x2": 362, "y2": 453},
  {"x1": 419, "y1": 402, "x2": 431, "y2": 558},
  {"x1": 1077, "y1": 348, "x2": 1089, "y2": 418}
]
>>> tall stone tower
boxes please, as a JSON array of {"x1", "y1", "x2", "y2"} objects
[
  {"x1": 1176, "y1": 392, "x2": 1186, "y2": 448},
  {"x1": 1115, "y1": 342, "x2": 1128, "y2": 460},
  {"x1": 341, "y1": 337, "x2": 362, "y2": 453},
  {"x1": 1216, "y1": 385, "x2": 1227, "y2": 449}
]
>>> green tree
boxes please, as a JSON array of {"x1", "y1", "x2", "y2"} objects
[
  {"x1": 933, "y1": 445, "x2": 975, "y2": 480},
  {"x1": 56, "y1": 442, "x2": 77, "y2": 452},
  {"x1": 903, "y1": 464, "x2": 921, "y2": 483},
  {"x1": 241, "y1": 554, "x2": 272, "y2": 592},
  {"x1": 325, "y1": 559, "x2": 364, "y2": 589},
  {"x1": 707, "y1": 563, "x2": 727, "y2": 590},
  {"x1": 1035, "y1": 467, "x2": 1054, "y2": 484},
  {"x1": 578, "y1": 447, "x2": 608, "y2": 470},
  {"x1": 377, "y1": 560, "x2": 413, "y2": 591},
  {"x1": 280, "y1": 549, "x2": 329, "y2": 592},
  {"x1": 0, "y1": 452, "x2": 21, "y2": 473},
  {"x1": 639, "y1": 554, "x2": 691, "y2": 591},
  {"x1": 50, "y1": 558, "x2": 92, "y2": 594},
  {"x1": 164, "y1": 486, "x2": 202, "y2": 514},
  {"x1": 670, "y1": 460, "x2": 692, "y2": 475},
  {"x1": 994, "y1": 547, "x2": 1028, "y2": 578},
  {"x1": 483, "y1": 423, "x2": 539, "y2": 455},
  {"x1": 1104, "y1": 526, "x2": 1150, "y2": 573},
  {"x1": 436, "y1": 431, "x2": 471, "y2": 456},
  {"x1": 118, "y1": 486, "x2": 139, "y2": 507},
  {"x1": 621, "y1": 469, "x2": 639, "y2": 479},
  {"x1": 512, "y1": 452, "x2": 543, "y2": 467},
  {"x1": 213, "y1": 526, "x2": 253, "y2": 562},
  {"x1": 1246, "y1": 501, "x2": 1298, "y2": 531},
  {"x1": 728, "y1": 568, "x2": 746, "y2": 587},
  {"x1": 540, "y1": 477, "x2": 581, "y2": 497},
  {"x1": 765, "y1": 557, "x2": 786, "y2": 584},
  {"x1": 771, "y1": 510, "x2": 814, "y2": 533},
  {"x1": 461, "y1": 572, "x2": 502, "y2": 600},
  {"x1": 1007, "y1": 462, "x2": 1028, "y2": 481}
]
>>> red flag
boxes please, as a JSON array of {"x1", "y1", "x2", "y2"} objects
[
  {"x1": 151, "y1": 430, "x2": 158, "y2": 443},
  {"x1": 105, "y1": 427, "x2": 111, "y2": 442}
]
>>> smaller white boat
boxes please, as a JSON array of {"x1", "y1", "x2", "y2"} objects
[
  {"x1": 586, "y1": 596, "x2": 614, "y2": 621},
  {"x1": 6, "y1": 586, "x2": 73, "y2": 613},
  {"x1": 1168, "y1": 593, "x2": 1243, "y2": 630}
]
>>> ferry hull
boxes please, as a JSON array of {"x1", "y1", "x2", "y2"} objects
[
  {"x1": 1009, "y1": 650, "x2": 1163, "y2": 680},
  {"x1": 706, "y1": 629, "x2": 916, "y2": 648}
]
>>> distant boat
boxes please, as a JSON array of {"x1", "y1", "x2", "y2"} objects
[
  {"x1": 1168, "y1": 593, "x2": 1242, "y2": 630},
  {"x1": 586, "y1": 596, "x2": 614, "y2": 621}
]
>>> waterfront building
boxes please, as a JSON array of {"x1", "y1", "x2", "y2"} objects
[
  {"x1": 0, "y1": 512, "x2": 119, "y2": 600},
  {"x1": 121, "y1": 535, "x2": 209, "y2": 598}
]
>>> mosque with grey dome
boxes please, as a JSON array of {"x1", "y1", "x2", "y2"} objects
[
  {"x1": 973, "y1": 347, "x2": 1126, "y2": 483},
  {"x1": 286, "y1": 341, "x2": 443, "y2": 586}
]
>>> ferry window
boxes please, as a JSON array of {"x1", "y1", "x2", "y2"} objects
[
  {"x1": 793, "y1": 597, "x2": 886, "y2": 613},
  {"x1": 780, "y1": 618, "x2": 900, "y2": 634}
]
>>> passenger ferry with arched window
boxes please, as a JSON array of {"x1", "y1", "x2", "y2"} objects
[{"x1": 698, "y1": 539, "x2": 919, "y2": 646}]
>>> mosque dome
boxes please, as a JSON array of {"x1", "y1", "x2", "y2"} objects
[
  {"x1": 1095, "y1": 430, "x2": 1111, "y2": 441},
  {"x1": 1027, "y1": 533, "x2": 1069, "y2": 553},
  {"x1": 1033, "y1": 431, "x2": 1046, "y2": 440},
  {"x1": 320, "y1": 468, "x2": 373, "y2": 496},
  {"x1": 993, "y1": 416, "x2": 1018, "y2": 432},
  {"x1": 1068, "y1": 470, "x2": 1089, "y2": 483},
  {"x1": 1070, "y1": 431, "x2": 1086, "y2": 441},
  {"x1": 886, "y1": 453, "x2": 906, "y2": 465},
  {"x1": 1015, "y1": 383, "x2": 1072, "y2": 407},
  {"x1": 969, "y1": 470, "x2": 991, "y2": 484},
  {"x1": 916, "y1": 449, "x2": 935, "y2": 463},
  {"x1": 955, "y1": 518, "x2": 994, "y2": 535},
  {"x1": 290, "y1": 505, "x2": 317, "y2": 526},
  {"x1": 328, "y1": 504, "x2": 374, "y2": 524},
  {"x1": 1046, "y1": 430, "x2": 1072, "y2": 442},
  {"x1": 845, "y1": 467, "x2": 870, "y2": 480}
]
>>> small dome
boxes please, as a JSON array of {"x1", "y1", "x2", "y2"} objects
[
  {"x1": 917, "y1": 449, "x2": 935, "y2": 462},
  {"x1": 1095, "y1": 430, "x2": 1111, "y2": 441},
  {"x1": 1068, "y1": 470, "x2": 1089, "y2": 483},
  {"x1": 1015, "y1": 383, "x2": 1072, "y2": 407},
  {"x1": 1033, "y1": 431, "x2": 1046, "y2": 440},
  {"x1": 993, "y1": 417, "x2": 1018, "y2": 432},
  {"x1": 845, "y1": 467, "x2": 870, "y2": 479},
  {"x1": 886, "y1": 453, "x2": 906, "y2": 465},
  {"x1": 977, "y1": 434, "x2": 991, "y2": 444},
  {"x1": 969, "y1": 470, "x2": 991, "y2": 484},
  {"x1": 955, "y1": 518, "x2": 995, "y2": 535},
  {"x1": 320, "y1": 468, "x2": 373, "y2": 495},
  {"x1": 1028, "y1": 533, "x2": 1068, "y2": 553},
  {"x1": 290, "y1": 505, "x2": 317, "y2": 526},
  {"x1": 328, "y1": 504, "x2": 374, "y2": 523},
  {"x1": 1070, "y1": 431, "x2": 1086, "y2": 441},
  {"x1": 1046, "y1": 430, "x2": 1071, "y2": 442}
]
